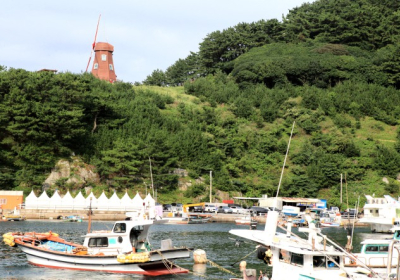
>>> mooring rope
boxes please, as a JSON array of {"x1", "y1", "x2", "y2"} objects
[{"x1": 155, "y1": 247, "x2": 242, "y2": 279}]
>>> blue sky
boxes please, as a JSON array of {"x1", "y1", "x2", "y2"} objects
[{"x1": 0, "y1": 0, "x2": 315, "y2": 83}]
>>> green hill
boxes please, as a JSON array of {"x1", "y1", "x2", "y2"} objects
[{"x1": 3, "y1": 0, "x2": 400, "y2": 209}]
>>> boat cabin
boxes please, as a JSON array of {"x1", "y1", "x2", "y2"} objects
[
  {"x1": 270, "y1": 245, "x2": 344, "y2": 279},
  {"x1": 83, "y1": 219, "x2": 153, "y2": 255}
]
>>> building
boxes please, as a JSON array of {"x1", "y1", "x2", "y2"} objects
[
  {"x1": 0, "y1": 191, "x2": 24, "y2": 212},
  {"x1": 259, "y1": 196, "x2": 321, "y2": 211}
]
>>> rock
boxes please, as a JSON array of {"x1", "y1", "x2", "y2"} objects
[
  {"x1": 382, "y1": 177, "x2": 389, "y2": 184},
  {"x1": 44, "y1": 157, "x2": 100, "y2": 188}
]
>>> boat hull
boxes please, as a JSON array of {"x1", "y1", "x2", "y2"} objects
[{"x1": 17, "y1": 241, "x2": 190, "y2": 275}]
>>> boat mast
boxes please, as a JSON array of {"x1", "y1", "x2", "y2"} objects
[
  {"x1": 87, "y1": 197, "x2": 93, "y2": 233},
  {"x1": 275, "y1": 121, "x2": 295, "y2": 198}
]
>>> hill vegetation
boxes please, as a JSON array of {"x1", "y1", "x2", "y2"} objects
[{"x1": 2, "y1": 0, "x2": 400, "y2": 208}]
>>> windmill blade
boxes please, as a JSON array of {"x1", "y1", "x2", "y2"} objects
[{"x1": 85, "y1": 14, "x2": 101, "y2": 72}]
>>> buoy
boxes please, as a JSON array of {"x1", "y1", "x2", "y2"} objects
[
  {"x1": 239, "y1": 260, "x2": 247, "y2": 271},
  {"x1": 193, "y1": 249, "x2": 207, "y2": 264},
  {"x1": 193, "y1": 263, "x2": 206, "y2": 274}
]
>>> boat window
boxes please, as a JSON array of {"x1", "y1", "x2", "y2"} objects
[
  {"x1": 290, "y1": 253, "x2": 303, "y2": 266},
  {"x1": 279, "y1": 249, "x2": 290, "y2": 263},
  {"x1": 88, "y1": 237, "x2": 108, "y2": 247},
  {"x1": 114, "y1": 223, "x2": 126, "y2": 233},
  {"x1": 379, "y1": 245, "x2": 389, "y2": 252},
  {"x1": 313, "y1": 256, "x2": 340, "y2": 269},
  {"x1": 313, "y1": 256, "x2": 326, "y2": 268},
  {"x1": 327, "y1": 256, "x2": 340, "y2": 268},
  {"x1": 365, "y1": 245, "x2": 379, "y2": 253}
]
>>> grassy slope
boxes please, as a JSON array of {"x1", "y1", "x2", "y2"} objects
[{"x1": 136, "y1": 86, "x2": 398, "y2": 207}]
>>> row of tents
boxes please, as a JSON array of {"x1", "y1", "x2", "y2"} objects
[{"x1": 25, "y1": 190, "x2": 156, "y2": 212}]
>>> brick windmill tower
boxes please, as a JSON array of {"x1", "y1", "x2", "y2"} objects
[{"x1": 86, "y1": 15, "x2": 117, "y2": 83}]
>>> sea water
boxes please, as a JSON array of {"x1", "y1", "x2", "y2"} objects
[{"x1": 0, "y1": 220, "x2": 389, "y2": 280}]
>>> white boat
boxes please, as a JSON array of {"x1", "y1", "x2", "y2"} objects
[
  {"x1": 359, "y1": 195, "x2": 400, "y2": 233},
  {"x1": 282, "y1": 205, "x2": 300, "y2": 217},
  {"x1": 235, "y1": 215, "x2": 258, "y2": 226},
  {"x1": 341, "y1": 226, "x2": 400, "y2": 276},
  {"x1": 2, "y1": 208, "x2": 26, "y2": 221},
  {"x1": 229, "y1": 211, "x2": 394, "y2": 279},
  {"x1": 2, "y1": 210, "x2": 191, "y2": 276}
]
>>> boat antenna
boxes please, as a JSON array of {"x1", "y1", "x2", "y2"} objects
[
  {"x1": 275, "y1": 121, "x2": 295, "y2": 199},
  {"x1": 87, "y1": 197, "x2": 93, "y2": 233}
]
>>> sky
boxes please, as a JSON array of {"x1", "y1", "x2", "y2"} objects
[{"x1": 0, "y1": 0, "x2": 315, "y2": 83}]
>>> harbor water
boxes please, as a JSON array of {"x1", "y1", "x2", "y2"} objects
[{"x1": 0, "y1": 220, "x2": 391, "y2": 280}]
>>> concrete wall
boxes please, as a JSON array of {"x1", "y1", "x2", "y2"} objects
[{"x1": 20, "y1": 209, "x2": 127, "y2": 221}]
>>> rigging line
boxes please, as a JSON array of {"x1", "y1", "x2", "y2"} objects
[
  {"x1": 275, "y1": 121, "x2": 295, "y2": 198},
  {"x1": 230, "y1": 246, "x2": 259, "y2": 266}
]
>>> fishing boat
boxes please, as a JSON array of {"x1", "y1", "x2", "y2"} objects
[
  {"x1": 2, "y1": 208, "x2": 26, "y2": 221},
  {"x1": 230, "y1": 212, "x2": 399, "y2": 279},
  {"x1": 235, "y1": 215, "x2": 258, "y2": 227},
  {"x1": 2, "y1": 208, "x2": 191, "y2": 275},
  {"x1": 342, "y1": 226, "x2": 400, "y2": 275},
  {"x1": 187, "y1": 215, "x2": 210, "y2": 224},
  {"x1": 63, "y1": 215, "x2": 83, "y2": 222},
  {"x1": 359, "y1": 195, "x2": 400, "y2": 233}
]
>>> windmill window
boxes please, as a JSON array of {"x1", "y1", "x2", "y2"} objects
[
  {"x1": 101, "y1": 54, "x2": 107, "y2": 61},
  {"x1": 94, "y1": 63, "x2": 98, "y2": 70},
  {"x1": 109, "y1": 64, "x2": 113, "y2": 71}
]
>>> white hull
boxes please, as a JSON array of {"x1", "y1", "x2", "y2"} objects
[
  {"x1": 359, "y1": 218, "x2": 394, "y2": 233},
  {"x1": 18, "y1": 242, "x2": 190, "y2": 275}
]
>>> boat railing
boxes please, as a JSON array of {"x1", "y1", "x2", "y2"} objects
[{"x1": 345, "y1": 255, "x2": 398, "y2": 267}]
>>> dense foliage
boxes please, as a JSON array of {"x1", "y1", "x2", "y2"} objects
[{"x1": 3, "y1": 0, "x2": 400, "y2": 208}]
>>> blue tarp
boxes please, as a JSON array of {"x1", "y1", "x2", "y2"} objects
[{"x1": 44, "y1": 241, "x2": 76, "y2": 253}]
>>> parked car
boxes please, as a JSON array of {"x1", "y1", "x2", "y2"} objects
[
  {"x1": 217, "y1": 206, "x2": 233, "y2": 214},
  {"x1": 163, "y1": 204, "x2": 172, "y2": 211},
  {"x1": 193, "y1": 205, "x2": 204, "y2": 212},
  {"x1": 341, "y1": 208, "x2": 359, "y2": 219},
  {"x1": 204, "y1": 204, "x2": 217, "y2": 213},
  {"x1": 229, "y1": 206, "x2": 247, "y2": 214},
  {"x1": 249, "y1": 206, "x2": 269, "y2": 216}
]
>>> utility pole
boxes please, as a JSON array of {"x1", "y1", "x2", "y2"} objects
[
  {"x1": 210, "y1": 171, "x2": 212, "y2": 203},
  {"x1": 340, "y1": 173, "x2": 343, "y2": 204},
  {"x1": 149, "y1": 157, "x2": 154, "y2": 198}
]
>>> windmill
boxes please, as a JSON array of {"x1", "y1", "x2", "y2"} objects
[{"x1": 86, "y1": 15, "x2": 117, "y2": 83}]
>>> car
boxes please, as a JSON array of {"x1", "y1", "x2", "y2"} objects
[
  {"x1": 341, "y1": 209, "x2": 360, "y2": 219},
  {"x1": 249, "y1": 206, "x2": 269, "y2": 216},
  {"x1": 193, "y1": 205, "x2": 204, "y2": 212},
  {"x1": 204, "y1": 204, "x2": 217, "y2": 213},
  {"x1": 163, "y1": 204, "x2": 172, "y2": 211},
  {"x1": 229, "y1": 206, "x2": 247, "y2": 214},
  {"x1": 217, "y1": 206, "x2": 233, "y2": 214}
]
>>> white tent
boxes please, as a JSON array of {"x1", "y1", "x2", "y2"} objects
[
  {"x1": 132, "y1": 192, "x2": 144, "y2": 209},
  {"x1": 97, "y1": 191, "x2": 109, "y2": 210},
  {"x1": 36, "y1": 191, "x2": 50, "y2": 209},
  {"x1": 61, "y1": 190, "x2": 74, "y2": 209},
  {"x1": 120, "y1": 192, "x2": 132, "y2": 210},
  {"x1": 25, "y1": 190, "x2": 38, "y2": 209},
  {"x1": 85, "y1": 192, "x2": 98, "y2": 209},
  {"x1": 73, "y1": 192, "x2": 86, "y2": 209},
  {"x1": 108, "y1": 191, "x2": 121, "y2": 210},
  {"x1": 49, "y1": 190, "x2": 62, "y2": 209},
  {"x1": 144, "y1": 193, "x2": 156, "y2": 219}
]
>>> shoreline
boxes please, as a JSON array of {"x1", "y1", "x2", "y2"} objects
[{"x1": 15, "y1": 209, "x2": 369, "y2": 226}]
